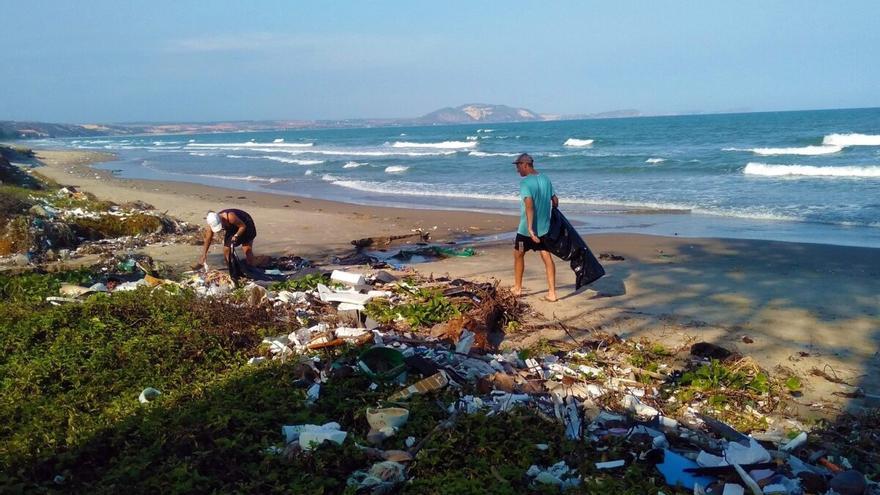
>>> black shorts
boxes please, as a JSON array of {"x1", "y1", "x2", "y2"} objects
[
  {"x1": 514, "y1": 233, "x2": 548, "y2": 252},
  {"x1": 225, "y1": 228, "x2": 257, "y2": 247}
]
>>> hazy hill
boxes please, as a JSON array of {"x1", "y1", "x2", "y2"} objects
[
  {"x1": 1, "y1": 103, "x2": 642, "y2": 138},
  {"x1": 415, "y1": 103, "x2": 542, "y2": 124}
]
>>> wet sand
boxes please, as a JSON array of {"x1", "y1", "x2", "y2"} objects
[{"x1": 32, "y1": 148, "x2": 880, "y2": 412}]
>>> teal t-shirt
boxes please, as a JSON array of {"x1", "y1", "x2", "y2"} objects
[{"x1": 518, "y1": 173, "x2": 555, "y2": 237}]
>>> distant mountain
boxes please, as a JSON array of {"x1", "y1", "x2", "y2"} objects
[
  {"x1": 415, "y1": 103, "x2": 542, "y2": 124},
  {"x1": 1, "y1": 104, "x2": 642, "y2": 139}
]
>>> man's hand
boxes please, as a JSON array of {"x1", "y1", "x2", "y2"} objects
[{"x1": 529, "y1": 230, "x2": 540, "y2": 243}]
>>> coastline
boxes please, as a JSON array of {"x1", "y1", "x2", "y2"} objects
[{"x1": 30, "y1": 148, "x2": 880, "y2": 410}]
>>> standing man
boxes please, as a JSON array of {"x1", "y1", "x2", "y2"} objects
[
  {"x1": 512, "y1": 153, "x2": 559, "y2": 302},
  {"x1": 199, "y1": 209, "x2": 258, "y2": 267}
]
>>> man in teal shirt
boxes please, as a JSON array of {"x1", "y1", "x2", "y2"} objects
[{"x1": 512, "y1": 153, "x2": 559, "y2": 302}]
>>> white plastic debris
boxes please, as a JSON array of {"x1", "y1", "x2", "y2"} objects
[
  {"x1": 621, "y1": 394, "x2": 659, "y2": 417},
  {"x1": 725, "y1": 438, "x2": 771, "y2": 465},
  {"x1": 732, "y1": 463, "x2": 763, "y2": 495},
  {"x1": 247, "y1": 357, "x2": 266, "y2": 365},
  {"x1": 138, "y1": 387, "x2": 161, "y2": 404},
  {"x1": 595, "y1": 460, "x2": 625, "y2": 469},
  {"x1": 455, "y1": 329, "x2": 475, "y2": 354},
  {"x1": 331, "y1": 270, "x2": 366, "y2": 286},
  {"x1": 306, "y1": 383, "x2": 320, "y2": 404},
  {"x1": 88, "y1": 282, "x2": 108, "y2": 292},
  {"x1": 335, "y1": 327, "x2": 368, "y2": 338},
  {"x1": 722, "y1": 483, "x2": 745, "y2": 495},
  {"x1": 316, "y1": 283, "x2": 372, "y2": 305},
  {"x1": 780, "y1": 431, "x2": 807, "y2": 452},
  {"x1": 276, "y1": 290, "x2": 308, "y2": 304},
  {"x1": 264, "y1": 269, "x2": 283, "y2": 276},
  {"x1": 337, "y1": 302, "x2": 365, "y2": 311},
  {"x1": 282, "y1": 422, "x2": 347, "y2": 450},
  {"x1": 405, "y1": 436, "x2": 416, "y2": 448},
  {"x1": 114, "y1": 279, "x2": 149, "y2": 292}
]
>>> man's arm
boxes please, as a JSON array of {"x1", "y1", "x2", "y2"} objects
[
  {"x1": 551, "y1": 195, "x2": 559, "y2": 208},
  {"x1": 199, "y1": 229, "x2": 214, "y2": 264},
  {"x1": 524, "y1": 196, "x2": 539, "y2": 242},
  {"x1": 226, "y1": 212, "x2": 247, "y2": 242}
]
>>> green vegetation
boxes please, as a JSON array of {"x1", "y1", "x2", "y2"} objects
[
  {"x1": 0, "y1": 269, "x2": 692, "y2": 494},
  {"x1": 366, "y1": 287, "x2": 463, "y2": 328},
  {"x1": 268, "y1": 273, "x2": 336, "y2": 292}
]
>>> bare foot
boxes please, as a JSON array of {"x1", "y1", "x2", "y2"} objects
[
  {"x1": 512, "y1": 287, "x2": 522, "y2": 297},
  {"x1": 544, "y1": 294, "x2": 558, "y2": 303}
]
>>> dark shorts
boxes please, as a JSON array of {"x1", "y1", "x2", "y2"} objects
[
  {"x1": 514, "y1": 233, "x2": 548, "y2": 252},
  {"x1": 225, "y1": 227, "x2": 257, "y2": 247}
]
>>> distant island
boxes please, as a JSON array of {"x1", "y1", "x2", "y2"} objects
[{"x1": 0, "y1": 103, "x2": 642, "y2": 139}]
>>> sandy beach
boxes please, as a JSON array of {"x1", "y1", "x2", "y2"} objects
[{"x1": 33, "y1": 148, "x2": 880, "y2": 412}]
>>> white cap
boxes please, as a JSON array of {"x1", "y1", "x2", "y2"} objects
[{"x1": 206, "y1": 211, "x2": 222, "y2": 233}]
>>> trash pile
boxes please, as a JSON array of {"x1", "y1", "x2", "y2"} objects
[
  {"x1": 0, "y1": 184, "x2": 197, "y2": 264},
  {"x1": 33, "y1": 259, "x2": 879, "y2": 493},
  {"x1": 223, "y1": 268, "x2": 876, "y2": 494}
]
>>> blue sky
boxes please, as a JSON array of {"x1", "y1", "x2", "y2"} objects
[{"x1": 1, "y1": 1, "x2": 878, "y2": 123}]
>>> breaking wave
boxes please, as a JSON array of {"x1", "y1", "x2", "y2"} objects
[
  {"x1": 564, "y1": 138, "x2": 594, "y2": 147},
  {"x1": 197, "y1": 173, "x2": 287, "y2": 184},
  {"x1": 384, "y1": 165, "x2": 410, "y2": 173},
  {"x1": 468, "y1": 151, "x2": 519, "y2": 157},
  {"x1": 264, "y1": 156, "x2": 324, "y2": 165},
  {"x1": 724, "y1": 145, "x2": 842, "y2": 156},
  {"x1": 343, "y1": 161, "x2": 366, "y2": 168},
  {"x1": 645, "y1": 158, "x2": 665, "y2": 164},
  {"x1": 187, "y1": 141, "x2": 313, "y2": 148},
  {"x1": 390, "y1": 141, "x2": 476, "y2": 149},
  {"x1": 822, "y1": 133, "x2": 880, "y2": 147},
  {"x1": 743, "y1": 162, "x2": 880, "y2": 178}
]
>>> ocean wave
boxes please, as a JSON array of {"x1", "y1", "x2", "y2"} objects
[
  {"x1": 304, "y1": 170, "x2": 313, "y2": 176},
  {"x1": 564, "y1": 138, "x2": 594, "y2": 147},
  {"x1": 468, "y1": 151, "x2": 519, "y2": 157},
  {"x1": 321, "y1": 174, "x2": 341, "y2": 181},
  {"x1": 343, "y1": 161, "x2": 366, "y2": 168},
  {"x1": 391, "y1": 140, "x2": 476, "y2": 149},
  {"x1": 196, "y1": 146, "x2": 455, "y2": 157},
  {"x1": 385, "y1": 165, "x2": 409, "y2": 173},
  {"x1": 743, "y1": 162, "x2": 880, "y2": 178},
  {"x1": 476, "y1": 129, "x2": 494, "y2": 133},
  {"x1": 724, "y1": 145, "x2": 842, "y2": 156},
  {"x1": 822, "y1": 133, "x2": 880, "y2": 147},
  {"x1": 189, "y1": 152, "x2": 210, "y2": 157},
  {"x1": 645, "y1": 158, "x2": 666, "y2": 164},
  {"x1": 466, "y1": 136, "x2": 478, "y2": 141},
  {"x1": 264, "y1": 156, "x2": 324, "y2": 165},
  {"x1": 273, "y1": 138, "x2": 284, "y2": 143},
  {"x1": 197, "y1": 173, "x2": 287, "y2": 184},
  {"x1": 187, "y1": 141, "x2": 314, "y2": 149}
]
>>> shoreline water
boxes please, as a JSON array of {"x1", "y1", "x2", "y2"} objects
[{"x1": 31, "y1": 107, "x2": 880, "y2": 248}]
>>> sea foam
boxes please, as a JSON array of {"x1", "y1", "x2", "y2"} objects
[
  {"x1": 564, "y1": 138, "x2": 594, "y2": 147},
  {"x1": 264, "y1": 156, "x2": 324, "y2": 165},
  {"x1": 469, "y1": 151, "x2": 518, "y2": 157},
  {"x1": 384, "y1": 165, "x2": 410, "y2": 173},
  {"x1": 343, "y1": 161, "x2": 366, "y2": 168},
  {"x1": 744, "y1": 162, "x2": 880, "y2": 178},
  {"x1": 391, "y1": 141, "x2": 476, "y2": 149},
  {"x1": 822, "y1": 133, "x2": 880, "y2": 146},
  {"x1": 726, "y1": 145, "x2": 842, "y2": 156},
  {"x1": 645, "y1": 158, "x2": 666, "y2": 164},
  {"x1": 187, "y1": 141, "x2": 313, "y2": 148}
]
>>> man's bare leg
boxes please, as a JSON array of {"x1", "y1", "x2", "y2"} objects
[
  {"x1": 512, "y1": 248, "x2": 525, "y2": 296},
  {"x1": 223, "y1": 245, "x2": 232, "y2": 264},
  {"x1": 539, "y1": 250, "x2": 557, "y2": 302},
  {"x1": 242, "y1": 244, "x2": 255, "y2": 266}
]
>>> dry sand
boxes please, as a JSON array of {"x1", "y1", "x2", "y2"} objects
[{"x1": 32, "y1": 148, "x2": 880, "y2": 412}]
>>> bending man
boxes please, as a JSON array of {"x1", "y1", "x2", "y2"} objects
[
  {"x1": 512, "y1": 153, "x2": 559, "y2": 302},
  {"x1": 200, "y1": 209, "x2": 257, "y2": 267}
]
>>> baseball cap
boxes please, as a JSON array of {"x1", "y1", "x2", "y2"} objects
[
  {"x1": 512, "y1": 153, "x2": 534, "y2": 165},
  {"x1": 206, "y1": 211, "x2": 222, "y2": 233}
]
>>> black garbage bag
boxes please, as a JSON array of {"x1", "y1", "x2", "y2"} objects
[
  {"x1": 227, "y1": 245, "x2": 245, "y2": 283},
  {"x1": 545, "y1": 208, "x2": 605, "y2": 289}
]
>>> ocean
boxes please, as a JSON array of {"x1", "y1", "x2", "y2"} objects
[{"x1": 46, "y1": 107, "x2": 880, "y2": 247}]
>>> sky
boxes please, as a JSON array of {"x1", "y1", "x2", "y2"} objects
[{"x1": 1, "y1": 1, "x2": 879, "y2": 123}]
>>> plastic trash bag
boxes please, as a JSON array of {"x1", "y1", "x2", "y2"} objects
[{"x1": 544, "y1": 208, "x2": 605, "y2": 289}]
